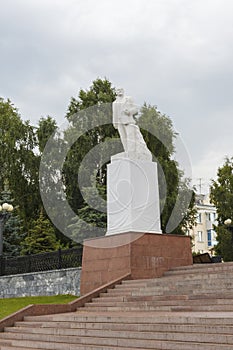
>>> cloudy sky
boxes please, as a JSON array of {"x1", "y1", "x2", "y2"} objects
[{"x1": 1, "y1": 0, "x2": 233, "y2": 193}]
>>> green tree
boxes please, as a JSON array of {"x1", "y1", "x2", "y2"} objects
[
  {"x1": 37, "y1": 116, "x2": 58, "y2": 153},
  {"x1": 21, "y1": 211, "x2": 61, "y2": 255},
  {"x1": 66, "y1": 77, "x2": 116, "y2": 121},
  {"x1": 37, "y1": 116, "x2": 74, "y2": 247},
  {"x1": 0, "y1": 101, "x2": 70, "y2": 253},
  {"x1": 210, "y1": 157, "x2": 233, "y2": 261},
  {"x1": 68, "y1": 182, "x2": 107, "y2": 244},
  {"x1": 1, "y1": 187, "x2": 23, "y2": 257},
  {"x1": 63, "y1": 78, "x2": 117, "y2": 211},
  {"x1": 0, "y1": 98, "x2": 39, "y2": 229}
]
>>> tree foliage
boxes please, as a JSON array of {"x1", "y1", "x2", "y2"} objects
[
  {"x1": 210, "y1": 157, "x2": 233, "y2": 260},
  {"x1": 66, "y1": 78, "x2": 116, "y2": 121},
  {"x1": 37, "y1": 116, "x2": 58, "y2": 154},
  {"x1": 210, "y1": 157, "x2": 233, "y2": 223},
  {"x1": 63, "y1": 78, "x2": 117, "y2": 211},
  {"x1": 68, "y1": 183, "x2": 107, "y2": 244},
  {"x1": 37, "y1": 116, "x2": 73, "y2": 247},
  {"x1": 21, "y1": 211, "x2": 61, "y2": 255},
  {"x1": 0, "y1": 101, "x2": 67, "y2": 255},
  {"x1": 1, "y1": 186, "x2": 23, "y2": 257},
  {"x1": 0, "y1": 98, "x2": 39, "y2": 229}
]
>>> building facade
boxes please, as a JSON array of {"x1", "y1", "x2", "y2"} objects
[{"x1": 188, "y1": 194, "x2": 218, "y2": 254}]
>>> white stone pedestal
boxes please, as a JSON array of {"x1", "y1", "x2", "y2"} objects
[{"x1": 106, "y1": 157, "x2": 162, "y2": 235}]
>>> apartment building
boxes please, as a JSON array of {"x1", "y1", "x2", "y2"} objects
[{"x1": 188, "y1": 194, "x2": 218, "y2": 254}]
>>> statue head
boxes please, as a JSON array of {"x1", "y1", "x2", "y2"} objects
[{"x1": 116, "y1": 88, "x2": 124, "y2": 97}]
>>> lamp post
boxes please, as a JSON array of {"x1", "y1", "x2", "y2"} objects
[
  {"x1": 224, "y1": 218, "x2": 233, "y2": 245},
  {"x1": 0, "y1": 203, "x2": 13, "y2": 256},
  {"x1": 224, "y1": 218, "x2": 233, "y2": 228},
  {"x1": 224, "y1": 219, "x2": 232, "y2": 225}
]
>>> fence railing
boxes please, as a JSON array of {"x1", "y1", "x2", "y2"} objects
[{"x1": 0, "y1": 247, "x2": 83, "y2": 276}]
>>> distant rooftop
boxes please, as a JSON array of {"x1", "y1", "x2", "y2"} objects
[{"x1": 195, "y1": 193, "x2": 214, "y2": 207}]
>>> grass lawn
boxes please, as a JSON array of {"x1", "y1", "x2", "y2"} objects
[{"x1": 0, "y1": 294, "x2": 78, "y2": 320}]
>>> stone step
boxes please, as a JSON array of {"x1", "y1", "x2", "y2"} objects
[
  {"x1": 1, "y1": 340, "x2": 232, "y2": 350},
  {"x1": 131, "y1": 269, "x2": 232, "y2": 280},
  {"x1": 95, "y1": 294, "x2": 189, "y2": 302},
  {"x1": 107, "y1": 290, "x2": 233, "y2": 300},
  {"x1": 172, "y1": 262, "x2": 233, "y2": 270},
  {"x1": 121, "y1": 280, "x2": 150, "y2": 286},
  {"x1": 148, "y1": 274, "x2": 233, "y2": 283},
  {"x1": 119, "y1": 276, "x2": 233, "y2": 288},
  {"x1": 100, "y1": 290, "x2": 136, "y2": 296},
  {"x1": 87, "y1": 297, "x2": 233, "y2": 308},
  {"x1": 121, "y1": 278, "x2": 156, "y2": 284},
  {"x1": 106, "y1": 286, "x2": 226, "y2": 296},
  {"x1": 1, "y1": 334, "x2": 233, "y2": 350},
  {"x1": 112, "y1": 283, "x2": 232, "y2": 293},
  {"x1": 97, "y1": 293, "x2": 233, "y2": 302},
  {"x1": 111, "y1": 277, "x2": 233, "y2": 288},
  {"x1": 82, "y1": 303, "x2": 233, "y2": 312},
  {"x1": 166, "y1": 269, "x2": 233, "y2": 277},
  {"x1": 130, "y1": 287, "x2": 233, "y2": 296},
  {"x1": 2, "y1": 326, "x2": 233, "y2": 347},
  {"x1": 0, "y1": 337, "x2": 158, "y2": 350},
  {"x1": 0, "y1": 347, "x2": 40, "y2": 350},
  {"x1": 0, "y1": 345, "x2": 147, "y2": 350},
  {"x1": 113, "y1": 285, "x2": 233, "y2": 295},
  {"x1": 164, "y1": 263, "x2": 233, "y2": 276},
  {"x1": 23, "y1": 312, "x2": 233, "y2": 325},
  {"x1": 12, "y1": 320, "x2": 233, "y2": 334},
  {"x1": 117, "y1": 279, "x2": 228, "y2": 289}
]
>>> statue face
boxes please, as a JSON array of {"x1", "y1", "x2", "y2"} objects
[{"x1": 116, "y1": 88, "x2": 124, "y2": 97}]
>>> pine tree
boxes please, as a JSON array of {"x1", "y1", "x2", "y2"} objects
[{"x1": 21, "y1": 211, "x2": 61, "y2": 255}]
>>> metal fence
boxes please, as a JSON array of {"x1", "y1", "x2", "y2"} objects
[{"x1": 0, "y1": 247, "x2": 83, "y2": 276}]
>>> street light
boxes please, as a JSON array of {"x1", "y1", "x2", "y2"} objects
[
  {"x1": 224, "y1": 218, "x2": 233, "y2": 245},
  {"x1": 0, "y1": 203, "x2": 14, "y2": 256},
  {"x1": 224, "y1": 218, "x2": 232, "y2": 226}
]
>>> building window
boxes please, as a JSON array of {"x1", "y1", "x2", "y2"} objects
[
  {"x1": 212, "y1": 230, "x2": 218, "y2": 246},
  {"x1": 197, "y1": 213, "x2": 202, "y2": 223},
  {"x1": 197, "y1": 231, "x2": 203, "y2": 242},
  {"x1": 207, "y1": 229, "x2": 212, "y2": 246},
  {"x1": 206, "y1": 213, "x2": 216, "y2": 222}
]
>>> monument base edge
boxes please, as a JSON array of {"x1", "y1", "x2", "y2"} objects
[{"x1": 105, "y1": 229, "x2": 162, "y2": 236}]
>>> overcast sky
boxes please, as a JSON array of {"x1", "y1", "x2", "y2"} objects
[{"x1": 1, "y1": 0, "x2": 233, "y2": 194}]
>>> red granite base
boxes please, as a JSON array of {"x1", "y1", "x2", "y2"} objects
[{"x1": 80, "y1": 232, "x2": 192, "y2": 295}]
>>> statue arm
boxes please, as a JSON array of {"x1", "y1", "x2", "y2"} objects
[
  {"x1": 124, "y1": 106, "x2": 138, "y2": 116},
  {"x1": 112, "y1": 102, "x2": 119, "y2": 129},
  {"x1": 124, "y1": 97, "x2": 139, "y2": 117}
]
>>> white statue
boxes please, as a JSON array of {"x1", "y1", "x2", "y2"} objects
[{"x1": 112, "y1": 88, "x2": 152, "y2": 161}]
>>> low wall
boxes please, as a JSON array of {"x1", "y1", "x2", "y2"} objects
[{"x1": 0, "y1": 267, "x2": 81, "y2": 298}]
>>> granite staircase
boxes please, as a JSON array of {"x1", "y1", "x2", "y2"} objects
[{"x1": 1, "y1": 263, "x2": 233, "y2": 349}]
